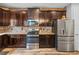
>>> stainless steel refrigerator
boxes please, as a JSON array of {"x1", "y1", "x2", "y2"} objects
[{"x1": 57, "y1": 19, "x2": 74, "y2": 51}]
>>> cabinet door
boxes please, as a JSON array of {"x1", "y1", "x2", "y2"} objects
[
  {"x1": 0, "y1": 36, "x2": 2, "y2": 48},
  {"x1": 9, "y1": 35, "x2": 26, "y2": 48},
  {"x1": 39, "y1": 35, "x2": 55, "y2": 48},
  {"x1": 0, "y1": 10, "x2": 10, "y2": 26},
  {"x1": 0, "y1": 9, "x2": 3, "y2": 26},
  {"x1": 39, "y1": 35, "x2": 46, "y2": 48},
  {"x1": 16, "y1": 12, "x2": 28, "y2": 26},
  {"x1": 1, "y1": 35, "x2": 10, "y2": 48}
]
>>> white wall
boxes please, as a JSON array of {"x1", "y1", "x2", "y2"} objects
[{"x1": 66, "y1": 3, "x2": 79, "y2": 51}]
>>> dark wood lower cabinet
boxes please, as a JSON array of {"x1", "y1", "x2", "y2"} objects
[
  {"x1": 0, "y1": 34, "x2": 56, "y2": 48},
  {"x1": 8, "y1": 35, "x2": 26, "y2": 48},
  {"x1": 0, "y1": 34, "x2": 26, "y2": 48},
  {"x1": 0, "y1": 36, "x2": 2, "y2": 48},
  {"x1": 0, "y1": 35, "x2": 10, "y2": 48},
  {"x1": 39, "y1": 35, "x2": 55, "y2": 48},
  {"x1": 0, "y1": 36, "x2": 4, "y2": 51}
]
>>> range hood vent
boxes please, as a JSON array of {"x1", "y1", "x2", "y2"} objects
[{"x1": 27, "y1": 8, "x2": 39, "y2": 19}]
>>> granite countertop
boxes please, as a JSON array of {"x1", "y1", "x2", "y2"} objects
[
  {"x1": 0, "y1": 31, "x2": 55, "y2": 36},
  {"x1": 0, "y1": 31, "x2": 26, "y2": 36},
  {"x1": 39, "y1": 32, "x2": 55, "y2": 35},
  {"x1": 0, "y1": 33, "x2": 6, "y2": 36},
  {"x1": 0, "y1": 27, "x2": 55, "y2": 36}
]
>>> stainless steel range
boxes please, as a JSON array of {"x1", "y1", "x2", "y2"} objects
[
  {"x1": 26, "y1": 28, "x2": 39, "y2": 49},
  {"x1": 24, "y1": 8, "x2": 39, "y2": 49}
]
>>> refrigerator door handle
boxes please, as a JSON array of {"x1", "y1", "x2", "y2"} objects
[
  {"x1": 63, "y1": 30, "x2": 64, "y2": 35},
  {"x1": 75, "y1": 34, "x2": 79, "y2": 35}
]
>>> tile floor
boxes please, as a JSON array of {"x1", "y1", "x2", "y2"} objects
[{"x1": 1, "y1": 48, "x2": 78, "y2": 55}]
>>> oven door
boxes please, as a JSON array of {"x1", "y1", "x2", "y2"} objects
[
  {"x1": 26, "y1": 35, "x2": 39, "y2": 49},
  {"x1": 26, "y1": 29, "x2": 39, "y2": 49}
]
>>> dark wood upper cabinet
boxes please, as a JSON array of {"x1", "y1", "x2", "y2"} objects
[
  {"x1": 0, "y1": 8, "x2": 66, "y2": 26},
  {"x1": 39, "y1": 11, "x2": 66, "y2": 26},
  {"x1": 56, "y1": 11, "x2": 66, "y2": 19},
  {"x1": 0, "y1": 9, "x2": 3, "y2": 26},
  {"x1": 3, "y1": 11, "x2": 11, "y2": 26},
  {"x1": 39, "y1": 11, "x2": 55, "y2": 26},
  {"x1": 0, "y1": 8, "x2": 11, "y2": 26},
  {"x1": 15, "y1": 11, "x2": 28, "y2": 26}
]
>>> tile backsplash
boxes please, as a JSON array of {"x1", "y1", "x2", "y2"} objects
[
  {"x1": 0, "y1": 26, "x2": 9, "y2": 33},
  {"x1": 39, "y1": 27, "x2": 52, "y2": 33},
  {"x1": 9, "y1": 26, "x2": 25, "y2": 32}
]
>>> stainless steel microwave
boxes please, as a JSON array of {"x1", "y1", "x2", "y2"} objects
[{"x1": 24, "y1": 19, "x2": 39, "y2": 26}]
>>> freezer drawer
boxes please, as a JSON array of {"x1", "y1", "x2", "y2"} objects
[
  {"x1": 57, "y1": 42, "x2": 74, "y2": 51},
  {"x1": 57, "y1": 37, "x2": 74, "y2": 42},
  {"x1": 57, "y1": 37, "x2": 74, "y2": 51}
]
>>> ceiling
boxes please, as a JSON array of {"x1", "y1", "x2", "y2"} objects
[{"x1": 0, "y1": 3, "x2": 69, "y2": 8}]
